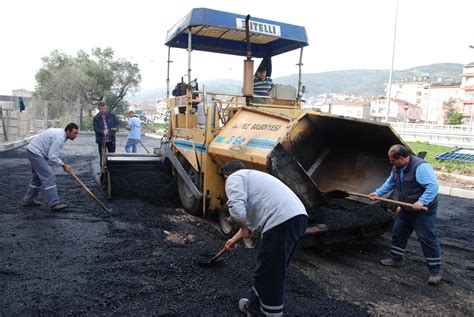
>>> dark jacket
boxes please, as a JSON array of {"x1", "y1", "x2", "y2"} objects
[
  {"x1": 392, "y1": 155, "x2": 438, "y2": 207},
  {"x1": 93, "y1": 112, "x2": 119, "y2": 144},
  {"x1": 18, "y1": 97, "x2": 25, "y2": 112}
]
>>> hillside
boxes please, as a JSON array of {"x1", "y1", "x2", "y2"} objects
[{"x1": 131, "y1": 63, "x2": 464, "y2": 102}]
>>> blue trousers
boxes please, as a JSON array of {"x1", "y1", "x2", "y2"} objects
[
  {"x1": 125, "y1": 138, "x2": 140, "y2": 153},
  {"x1": 390, "y1": 204, "x2": 441, "y2": 273},
  {"x1": 247, "y1": 214, "x2": 307, "y2": 316}
]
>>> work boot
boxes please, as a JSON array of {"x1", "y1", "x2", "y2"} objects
[
  {"x1": 238, "y1": 298, "x2": 252, "y2": 317},
  {"x1": 22, "y1": 200, "x2": 41, "y2": 207},
  {"x1": 50, "y1": 204, "x2": 68, "y2": 212},
  {"x1": 428, "y1": 272, "x2": 442, "y2": 285},
  {"x1": 381, "y1": 258, "x2": 404, "y2": 267}
]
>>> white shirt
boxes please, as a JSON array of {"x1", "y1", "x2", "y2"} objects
[
  {"x1": 28, "y1": 128, "x2": 66, "y2": 166},
  {"x1": 225, "y1": 169, "x2": 307, "y2": 234}
]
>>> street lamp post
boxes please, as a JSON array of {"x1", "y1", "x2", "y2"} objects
[
  {"x1": 470, "y1": 45, "x2": 474, "y2": 134},
  {"x1": 403, "y1": 102, "x2": 409, "y2": 137},
  {"x1": 423, "y1": 84, "x2": 431, "y2": 127},
  {"x1": 385, "y1": 0, "x2": 399, "y2": 123},
  {"x1": 470, "y1": 103, "x2": 474, "y2": 134}
]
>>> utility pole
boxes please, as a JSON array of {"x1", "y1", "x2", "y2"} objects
[
  {"x1": 385, "y1": 0, "x2": 399, "y2": 123},
  {"x1": 403, "y1": 102, "x2": 409, "y2": 137},
  {"x1": 470, "y1": 45, "x2": 474, "y2": 133}
]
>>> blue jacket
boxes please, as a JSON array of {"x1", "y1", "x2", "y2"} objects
[
  {"x1": 376, "y1": 155, "x2": 439, "y2": 207},
  {"x1": 93, "y1": 112, "x2": 119, "y2": 144}
]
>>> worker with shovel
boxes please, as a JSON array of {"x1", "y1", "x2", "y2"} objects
[
  {"x1": 125, "y1": 110, "x2": 142, "y2": 153},
  {"x1": 369, "y1": 144, "x2": 442, "y2": 285},
  {"x1": 222, "y1": 160, "x2": 307, "y2": 316},
  {"x1": 22, "y1": 123, "x2": 79, "y2": 211}
]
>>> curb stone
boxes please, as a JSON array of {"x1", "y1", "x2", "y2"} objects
[
  {"x1": 439, "y1": 186, "x2": 474, "y2": 199},
  {"x1": 0, "y1": 134, "x2": 37, "y2": 152}
]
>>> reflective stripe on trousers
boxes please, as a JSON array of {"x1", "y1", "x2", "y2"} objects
[{"x1": 23, "y1": 150, "x2": 60, "y2": 206}]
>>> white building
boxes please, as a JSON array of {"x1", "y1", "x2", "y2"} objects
[
  {"x1": 425, "y1": 82, "x2": 463, "y2": 124},
  {"x1": 387, "y1": 76, "x2": 463, "y2": 124},
  {"x1": 322, "y1": 99, "x2": 371, "y2": 120},
  {"x1": 370, "y1": 98, "x2": 422, "y2": 122},
  {"x1": 461, "y1": 62, "x2": 474, "y2": 126}
]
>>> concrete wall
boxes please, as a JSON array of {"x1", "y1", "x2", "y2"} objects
[{"x1": 0, "y1": 101, "x2": 50, "y2": 143}]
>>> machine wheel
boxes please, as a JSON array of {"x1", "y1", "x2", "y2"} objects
[
  {"x1": 218, "y1": 204, "x2": 237, "y2": 237},
  {"x1": 100, "y1": 168, "x2": 112, "y2": 199},
  {"x1": 177, "y1": 160, "x2": 203, "y2": 216}
]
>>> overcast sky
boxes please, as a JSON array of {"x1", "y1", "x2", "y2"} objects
[{"x1": 1, "y1": 0, "x2": 473, "y2": 95}]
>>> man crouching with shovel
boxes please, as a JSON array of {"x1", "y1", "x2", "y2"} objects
[
  {"x1": 222, "y1": 160, "x2": 307, "y2": 316},
  {"x1": 22, "y1": 123, "x2": 79, "y2": 211}
]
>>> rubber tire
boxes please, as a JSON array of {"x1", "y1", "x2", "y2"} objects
[{"x1": 177, "y1": 160, "x2": 203, "y2": 216}]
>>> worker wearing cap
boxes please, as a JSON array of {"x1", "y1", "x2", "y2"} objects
[
  {"x1": 369, "y1": 144, "x2": 441, "y2": 285},
  {"x1": 222, "y1": 160, "x2": 307, "y2": 316},
  {"x1": 253, "y1": 65, "x2": 273, "y2": 104},
  {"x1": 22, "y1": 123, "x2": 79, "y2": 211},
  {"x1": 125, "y1": 110, "x2": 142, "y2": 153}
]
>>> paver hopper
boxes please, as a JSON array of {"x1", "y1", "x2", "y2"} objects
[{"x1": 205, "y1": 107, "x2": 403, "y2": 246}]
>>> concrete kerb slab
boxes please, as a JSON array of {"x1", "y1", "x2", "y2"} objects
[
  {"x1": 0, "y1": 133, "x2": 40, "y2": 152},
  {"x1": 144, "y1": 132, "x2": 164, "y2": 139},
  {"x1": 439, "y1": 186, "x2": 474, "y2": 199},
  {"x1": 436, "y1": 171, "x2": 474, "y2": 199}
]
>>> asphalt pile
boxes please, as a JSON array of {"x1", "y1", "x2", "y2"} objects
[
  {"x1": 0, "y1": 136, "x2": 367, "y2": 316},
  {"x1": 318, "y1": 198, "x2": 393, "y2": 231},
  {"x1": 2, "y1": 134, "x2": 471, "y2": 315}
]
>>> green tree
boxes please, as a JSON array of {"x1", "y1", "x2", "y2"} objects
[
  {"x1": 447, "y1": 112, "x2": 463, "y2": 125},
  {"x1": 442, "y1": 98, "x2": 457, "y2": 124},
  {"x1": 35, "y1": 47, "x2": 141, "y2": 128}
]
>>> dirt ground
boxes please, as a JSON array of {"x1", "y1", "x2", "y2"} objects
[
  {"x1": 437, "y1": 173, "x2": 474, "y2": 191},
  {"x1": 0, "y1": 133, "x2": 472, "y2": 316}
]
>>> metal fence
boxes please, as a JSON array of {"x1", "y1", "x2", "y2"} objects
[
  {"x1": 391, "y1": 122, "x2": 474, "y2": 133},
  {"x1": 391, "y1": 122, "x2": 474, "y2": 147}
]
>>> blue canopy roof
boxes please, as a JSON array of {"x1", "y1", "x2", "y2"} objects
[{"x1": 165, "y1": 8, "x2": 309, "y2": 58}]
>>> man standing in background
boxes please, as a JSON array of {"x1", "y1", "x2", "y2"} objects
[
  {"x1": 18, "y1": 96, "x2": 25, "y2": 112},
  {"x1": 125, "y1": 110, "x2": 142, "y2": 153},
  {"x1": 93, "y1": 102, "x2": 119, "y2": 160}
]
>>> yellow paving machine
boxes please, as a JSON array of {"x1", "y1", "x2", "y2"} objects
[{"x1": 104, "y1": 8, "x2": 410, "y2": 247}]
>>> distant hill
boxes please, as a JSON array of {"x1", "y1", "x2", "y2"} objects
[
  {"x1": 131, "y1": 63, "x2": 464, "y2": 103},
  {"x1": 277, "y1": 63, "x2": 464, "y2": 97}
]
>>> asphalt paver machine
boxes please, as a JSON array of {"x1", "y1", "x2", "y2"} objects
[{"x1": 108, "y1": 8, "x2": 412, "y2": 247}]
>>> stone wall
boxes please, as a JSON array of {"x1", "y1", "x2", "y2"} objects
[{"x1": 0, "y1": 101, "x2": 51, "y2": 143}]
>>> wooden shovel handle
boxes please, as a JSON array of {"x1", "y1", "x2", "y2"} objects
[
  {"x1": 68, "y1": 171, "x2": 110, "y2": 213},
  {"x1": 348, "y1": 191, "x2": 428, "y2": 211},
  {"x1": 210, "y1": 247, "x2": 227, "y2": 263}
]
